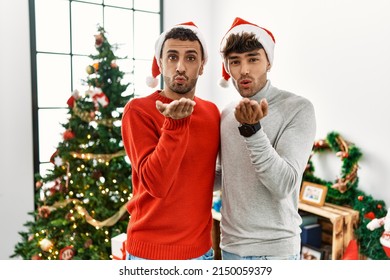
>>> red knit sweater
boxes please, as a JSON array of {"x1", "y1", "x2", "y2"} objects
[{"x1": 121, "y1": 91, "x2": 220, "y2": 259}]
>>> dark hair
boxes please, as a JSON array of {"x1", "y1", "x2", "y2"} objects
[
  {"x1": 222, "y1": 32, "x2": 264, "y2": 58},
  {"x1": 161, "y1": 27, "x2": 204, "y2": 59}
]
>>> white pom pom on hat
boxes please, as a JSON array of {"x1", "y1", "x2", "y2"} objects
[
  {"x1": 146, "y1": 21, "x2": 208, "y2": 88},
  {"x1": 219, "y1": 17, "x2": 276, "y2": 87},
  {"x1": 146, "y1": 57, "x2": 160, "y2": 88}
]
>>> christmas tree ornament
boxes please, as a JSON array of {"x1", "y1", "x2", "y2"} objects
[
  {"x1": 364, "y1": 211, "x2": 376, "y2": 220},
  {"x1": 63, "y1": 130, "x2": 75, "y2": 140},
  {"x1": 93, "y1": 62, "x2": 99, "y2": 71},
  {"x1": 40, "y1": 238, "x2": 53, "y2": 252},
  {"x1": 110, "y1": 61, "x2": 118, "y2": 68},
  {"x1": 94, "y1": 34, "x2": 104, "y2": 48},
  {"x1": 86, "y1": 65, "x2": 95, "y2": 75},
  {"x1": 84, "y1": 239, "x2": 93, "y2": 248},
  {"x1": 66, "y1": 89, "x2": 80, "y2": 108},
  {"x1": 31, "y1": 254, "x2": 42, "y2": 260},
  {"x1": 367, "y1": 208, "x2": 390, "y2": 257},
  {"x1": 59, "y1": 246, "x2": 75, "y2": 260},
  {"x1": 38, "y1": 206, "x2": 52, "y2": 219},
  {"x1": 35, "y1": 181, "x2": 43, "y2": 189}
]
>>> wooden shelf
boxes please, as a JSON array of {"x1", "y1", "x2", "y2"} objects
[
  {"x1": 299, "y1": 202, "x2": 359, "y2": 259},
  {"x1": 212, "y1": 202, "x2": 360, "y2": 260}
]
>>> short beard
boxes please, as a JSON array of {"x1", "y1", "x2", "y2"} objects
[{"x1": 164, "y1": 76, "x2": 198, "y2": 94}]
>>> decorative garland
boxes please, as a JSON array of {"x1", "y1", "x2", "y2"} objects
[
  {"x1": 51, "y1": 199, "x2": 128, "y2": 228},
  {"x1": 70, "y1": 150, "x2": 126, "y2": 162},
  {"x1": 303, "y1": 131, "x2": 389, "y2": 259},
  {"x1": 73, "y1": 102, "x2": 119, "y2": 127}
]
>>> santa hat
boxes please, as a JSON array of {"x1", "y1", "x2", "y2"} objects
[
  {"x1": 146, "y1": 21, "x2": 208, "y2": 88},
  {"x1": 219, "y1": 17, "x2": 275, "y2": 87}
]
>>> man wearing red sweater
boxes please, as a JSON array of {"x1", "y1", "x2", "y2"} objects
[{"x1": 121, "y1": 22, "x2": 220, "y2": 260}]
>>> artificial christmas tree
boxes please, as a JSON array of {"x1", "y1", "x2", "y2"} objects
[{"x1": 12, "y1": 26, "x2": 132, "y2": 260}]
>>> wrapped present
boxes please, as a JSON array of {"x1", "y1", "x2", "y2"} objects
[{"x1": 111, "y1": 233, "x2": 127, "y2": 260}]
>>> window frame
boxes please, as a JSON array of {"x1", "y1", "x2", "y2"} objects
[{"x1": 29, "y1": 0, "x2": 163, "y2": 179}]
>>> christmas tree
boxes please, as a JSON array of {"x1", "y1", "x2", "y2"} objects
[{"x1": 12, "y1": 26, "x2": 132, "y2": 260}]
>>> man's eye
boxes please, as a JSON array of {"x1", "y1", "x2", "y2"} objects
[{"x1": 168, "y1": 55, "x2": 177, "y2": 60}]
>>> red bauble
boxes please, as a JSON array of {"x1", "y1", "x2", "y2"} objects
[
  {"x1": 94, "y1": 34, "x2": 104, "y2": 47},
  {"x1": 63, "y1": 130, "x2": 75, "y2": 140},
  {"x1": 67, "y1": 96, "x2": 76, "y2": 108},
  {"x1": 59, "y1": 246, "x2": 75, "y2": 260},
  {"x1": 31, "y1": 254, "x2": 42, "y2": 260},
  {"x1": 35, "y1": 181, "x2": 43, "y2": 189},
  {"x1": 364, "y1": 211, "x2": 376, "y2": 220}
]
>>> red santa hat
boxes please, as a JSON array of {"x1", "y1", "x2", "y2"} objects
[
  {"x1": 146, "y1": 21, "x2": 208, "y2": 88},
  {"x1": 219, "y1": 17, "x2": 275, "y2": 87}
]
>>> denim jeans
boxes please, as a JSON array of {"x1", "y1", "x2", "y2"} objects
[
  {"x1": 222, "y1": 250, "x2": 299, "y2": 260},
  {"x1": 127, "y1": 248, "x2": 214, "y2": 260}
]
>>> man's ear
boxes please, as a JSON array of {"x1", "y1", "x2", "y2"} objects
[
  {"x1": 198, "y1": 61, "x2": 205, "y2": 76},
  {"x1": 159, "y1": 58, "x2": 163, "y2": 73}
]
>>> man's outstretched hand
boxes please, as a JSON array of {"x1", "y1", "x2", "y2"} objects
[
  {"x1": 234, "y1": 98, "x2": 268, "y2": 124},
  {"x1": 156, "y1": 97, "x2": 196, "y2": 119}
]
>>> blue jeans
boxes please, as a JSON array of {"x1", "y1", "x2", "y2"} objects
[
  {"x1": 127, "y1": 248, "x2": 214, "y2": 260},
  {"x1": 222, "y1": 250, "x2": 299, "y2": 260}
]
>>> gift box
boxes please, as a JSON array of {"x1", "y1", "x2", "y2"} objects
[{"x1": 111, "y1": 233, "x2": 127, "y2": 260}]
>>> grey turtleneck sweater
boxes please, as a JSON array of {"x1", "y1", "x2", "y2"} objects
[{"x1": 217, "y1": 80, "x2": 316, "y2": 257}]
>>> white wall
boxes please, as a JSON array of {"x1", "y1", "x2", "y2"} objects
[
  {"x1": 0, "y1": 0, "x2": 34, "y2": 260},
  {"x1": 1, "y1": 0, "x2": 390, "y2": 260},
  {"x1": 166, "y1": 0, "x2": 390, "y2": 208}
]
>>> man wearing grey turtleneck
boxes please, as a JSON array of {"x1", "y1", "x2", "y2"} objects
[{"x1": 216, "y1": 17, "x2": 316, "y2": 260}]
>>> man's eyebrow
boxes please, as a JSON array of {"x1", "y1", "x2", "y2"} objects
[
  {"x1": 228, "y1": 54, "x2": 239, "y2": 60},
  {"x1": 246, "y1": 51, "x2": 261, "y2": 57},
  {"x1": 166, "y1": 49, "x2": 179, "y2": 54},
  {"x1": 228, "y1": 51, "x2": 261, "y2": 60},
  {"x1": 166, "y1": 49, "x2": 199, "y2": 55}
]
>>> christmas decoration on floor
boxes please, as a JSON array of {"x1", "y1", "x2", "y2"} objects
[
  {"x1": 303, "y1": 131, "x2": 389, "y2": 260},
  {"x1": 12, "y1": 26, "x2": 133, "y2": 260},
  {"x1": 367, "y1": 208, "x2": 390, "y2": 258}
]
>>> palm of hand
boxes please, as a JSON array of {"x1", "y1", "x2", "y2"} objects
[{"x1": 156, "y1": 98, "x2": 196, "y2": 119}]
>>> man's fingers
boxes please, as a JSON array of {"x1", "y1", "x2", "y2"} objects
[
  {"x1": 156, "y1": 98, "x2": 196, "y2": 119},
  {"x1": 156, "y1": 100, "x2": 167, "y2": 113},
  {"x1": 260, "y1": 98, "x2": 268, "y2": 117}
]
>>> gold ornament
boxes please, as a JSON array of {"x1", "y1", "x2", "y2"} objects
[{"x1": 40, "y1": 238, "x2": 53, "y2": 252}]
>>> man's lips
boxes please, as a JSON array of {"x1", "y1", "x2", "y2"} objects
[
  {"x1": 240, "y1": 79, "x2": 252, "y2": 88},
  {"x1": 174, "y1": 76, "x2": 187, "y2": 83}
]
